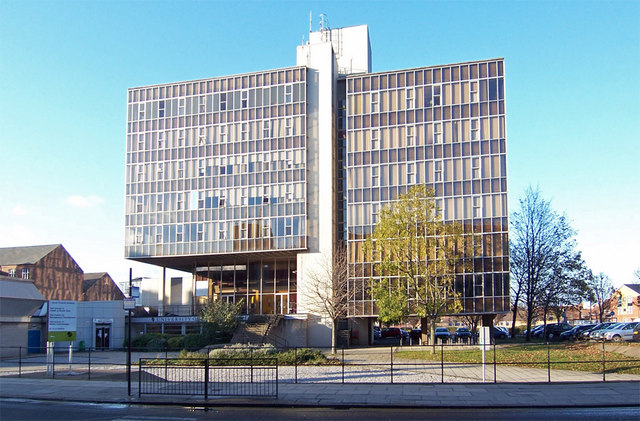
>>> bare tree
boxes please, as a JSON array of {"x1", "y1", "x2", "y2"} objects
[
  {"x1": 510, "y1": 187, "x2": 582, "y2": 341},
  {"x1": 303, "y1": 242, "x2": 350, "y2": 354},
  {"x1": 586, "y1": 272, "x2": 614, "y2": 323}
]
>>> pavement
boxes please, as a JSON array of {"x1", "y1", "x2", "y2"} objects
[{"x1": 0, "y1": 349, "x2": 639, "y2": 409}]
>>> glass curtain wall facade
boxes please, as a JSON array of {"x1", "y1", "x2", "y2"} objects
[
  {"x1": 345, "y1": 59, "x2": 509, "y2": 316},
  {"x1": 124, "y1": 67, "x2": 307, "y2": 314}
]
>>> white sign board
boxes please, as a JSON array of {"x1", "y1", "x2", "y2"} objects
[{"x1": 48, "y1": 300, "x2": 77, "y2": 341}]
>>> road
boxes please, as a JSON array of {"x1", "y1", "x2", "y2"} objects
[{"x1": 1, "y1": 399, "x2": 638, "y2": 421}]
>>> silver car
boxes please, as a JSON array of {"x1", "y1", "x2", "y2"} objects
[
  {"x1": 590, "y1": 323, "x2": 624, "y2": 340},
  {"x1": 602, "y1": 322, "x2": 640, "y2": 342}
]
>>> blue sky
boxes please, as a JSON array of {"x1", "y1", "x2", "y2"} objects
[{"x1": 1, "y1": 0, "x2": 638, "y2": 288}]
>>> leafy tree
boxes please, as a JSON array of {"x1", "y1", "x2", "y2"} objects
[
  {"x1": 367, "y1": 185, "x2": 466, "y2": 352},
  {"x1": 371, "y1": 278, "x2": 409, "y2": 327},
  {"x1": 303, "y1": 242, "x2": 351, "y2": 354},
  {"x1": 510, "y1": 187, "x2": 583, "y2": 341},
  {"x1": 586, "y1": 272, "x2": 614, "y2": 323},
  {"x1": 200, "y1": 299, "x2": 244, "y2": 339}
]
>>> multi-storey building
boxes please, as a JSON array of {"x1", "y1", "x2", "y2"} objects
[{"x1": 124, "y1": 24, "x2": 508, "y2": 346}]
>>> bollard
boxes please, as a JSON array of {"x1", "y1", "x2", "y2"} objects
[{"x1": 204, "y1": 358, "x2": 209, "y2": 400}]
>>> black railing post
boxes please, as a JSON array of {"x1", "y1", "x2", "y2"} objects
[
  {"x1": 250, "y1": 351, "x2": 254, "y2": 383},
  {"x1": 390, "y1": 345, "x2": 394, "y2": 384},
  {"x1": 294, "y1": 347, "x2": 298, "y2": 384},
  {"x1": 52, "y1": 347, "x2": 55, "y2": 378},
  {"x1": 602, "y1": 339, "x2": 606, "y2": 382},
  {"x1": 547, "y1": 341, "x2": 551, "y2": 383},
  {"x1": 138, "y1": 359, "x2": 142, "y2": 397},
  {"x1": 341, "y1": 347, "x2": 345, "y2": 384},
  {"x1": 88, "y1": 346, "x2": 91, "y2": 380},
  {"x1": 493, "y1": 341, "x2": 497, "y2": 383},
  {"x1": 275, "y1": 358, "x2": 279, "y2": 398},
  {"x1": 441, "y1": 341, "x2": 444, "y2": 383},
  {"x1": 204, "y1": 358, "x2": 209, "y2": 400},
  {"x1": 18, "y1": 347, "x2": 22, "y2": 377}
]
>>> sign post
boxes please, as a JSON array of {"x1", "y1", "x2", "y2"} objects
[{"x1": 47, "y1": 300, "x2": 77, "y2": 375}]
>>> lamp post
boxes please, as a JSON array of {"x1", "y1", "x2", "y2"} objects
[{"x1": 127, "y1": 268, "x2": 132, "y2": 396}]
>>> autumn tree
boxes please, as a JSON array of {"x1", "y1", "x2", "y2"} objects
[
  {"x1": 510, "y1": 187, "x2": 584, "y2": 341},
  {"x1": 303, "y1": 242, "x2": 351, "y2": 354},
  {"x1": 200, "y1": 298, "x2": 244, "y2": 339},
  {"x1": 586, "y1": 272, "x2": 614, "y2": 323},
  {"x1": 367, "y1": 185, "x2": 466, "y2": 352}
]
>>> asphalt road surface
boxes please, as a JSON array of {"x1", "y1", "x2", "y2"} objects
[{"x1": 1, "y1": 399, "x2": 639, "y2": 421}]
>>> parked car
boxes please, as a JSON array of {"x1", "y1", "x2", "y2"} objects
[
  {"x1": 633, "y1": 325, "x2": 640, "y2": 342},
  {"x1": 590, "y1": 323, "x2": 624, "y2": 341},
  {"x1": 559, "y1": 324, "x2": 596, "y2": 341},
  {"x1": 580, "y1": 322, "x2": 616, "y2": 340},
  {"x1": 602, "y1": 322, "x2": 640, "y2": 342},
  {"x1": 373, "y1": 326, "x2": 381, "y2": 340},
  {"x1": 524, "y1": 325, "x2": 545, "y2": 337},
  {"x1": 381, "y1": 327, "x2": 402, "y2": 338},
  {"x1": 400, "y1": 329, "x2": 409, "y2": 340},
  {"x1": 493, "y1": 326, "x2": 509, "y2": 339},
  {"x1": 409, "y1": 328, "x2": 422, "y2": 341},
  {"x1": 455, "y1": 327, "x2": 473, "y2": 342},
  {"x1": 435, "y1": 327, "x2": 451, "y2": 342},
  {"x1": 533, "y1": 323, "x2": 572, "y2": 340}
]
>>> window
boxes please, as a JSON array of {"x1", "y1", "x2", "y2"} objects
[
  {"x1": 176, "y1": 225, "x2": 183, "y2": 242},
  {"x1": 471, "y1": 119, "x2": 480, "y2": 140},
  {"x1": 21, "y1": 269, "x2": 29, "y2": 279},
  {"x1": 470, "y1": 80, "x2": 479, "y2": 102},
  {"x1": 177, "y1": 193, "x2": 184, "y2": 210},
  {"x1": 285, "y1": 85, "x2": 292, "y2": 103},
  {"x1": 158, "y1": 100, "x2": 165, "y2": 118},
  {"x1": 157, "y1": 132, "x2": 164, "y2": 149},
  {"x1": 371, "y1": 129, "x2": 380, "y2": 149},
  {"x1": 178, "y1": 98, "x2": 185, "y2": 116},
  {"x1": 371, "y1": 92, "x2": 379, "y2": 113},
  {"x1": 263, "y1": 220, "x2": 271, "y2": 237},
  {"x1": 137, "y1": 133, "x2": 144, "y2": 150},
  {"x1": 137, "y1": 164, "x2": 144, "y2": 181},
  {"x1": 263, "y1": 120, "x2": 270, "y2": 139},
  {"x1": 473, "y1": 196, "x2": 481, "y2": 218},
  {"x1": 8, "y1": 269, "x2": 15, "y2": 277},
  {"x1": 199, "y1": 96, "x2": 206, "y2": 113},
  {"x1": 177, "y1": 161, "x2": 184, "y2": 178},
  {"x1": 198, "y1": 160, "x2": 205, "y2": 177},
  {"x1": 372, "y1": 203, "x2": 379, "y2": 225},
  {"x1": 135, "y1": 228, "x2": 143, "y2": 245},
  {"x1": 472, "y1": 157, "x2": 480, "y2": 179},
  {"x1": 285, "y1": 118, "x2": 292, "y2": 136},
  {"x1": 199, "y1": 127, "x2": 207, "y2": 145},
  {"x1": 406, "y1": 88, "x2": 415, "y2": 109},
  {"x1": 407, "y1": 126, "x2": 415, "y2": 146},
  {"x1": 241, "y1": 90, "x2": 248, "y2": 108},
  {"x1": 220, "y1": 93, "x2": 227, "y2": 111},
  {"x1": 407, "y1": 162, "x2": 416, "y2": 184},
  {"x1": 197, "y1": 224, "x2": 204, "y2": 241},
  {"x1": 241, "y1": 123, "x2": 248, "y2": 141},
  {"x1": 285, "y1": 219, "x2": 292, "y2": 235},
  {"x1": 219, "y1": 125, "x2": 227, "y2": 143},
  {"x1": 136, "y1": 196, "x2": 143, "y2": 213},
  {"x1": 474, "y1": 276, "x2": 483, "y2": 297},
  {"x1": 434, "y1": 123, "x2": 442, "y2": 144},
  {"x1": 434, "y1": 160, "x2": 443, "y2": 182},
  {"x1": 372, "y1": 166, "x2": 380, "y2": 187},
  {"x1": 156, "y1": 226, "x2": 162, "y2": 244},
  {"x1": 218, "y1": 226, "x2": 226, "y2": 240},
  {"x1": 156, "y1": 194, "x2": 163, "y2": 212},
  {"x1": 219, "y1": 191, "x2": 226, "y2": 207},
  {"x1": 433, "y1": 85, "x2": 441, "y2": 106},
  {"x1": 178, "y1": 129, "x2": 185, "y2": 146},
  {"x1": 138, "y1": 102, "x2": 145, "y2": 120}
]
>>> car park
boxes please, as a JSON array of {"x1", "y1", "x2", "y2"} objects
[
  {"x1": 602, "y1": 322, "x2": 639, "y2": 342},
  {"x1": 559, "y1": 324, "x2": 595, "y2": 341},
  {"x1": 533, "y1": 323, "x2": 572, "y2": 340}
]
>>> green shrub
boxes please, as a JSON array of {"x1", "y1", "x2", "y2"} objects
[
  {"x1": 146, "y1": 337, "x2": 168, "y2": 351},
  {"x1": 132, "y1": 333, "x2": 164, "y2": 350},
  {"x1": 167, "y1": 336, "x2": 184, "y2": 350},
  {"x1": 183, "y1": 333, "x2": 206, "y2": 350}
]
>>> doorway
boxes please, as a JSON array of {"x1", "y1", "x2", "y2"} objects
[{"x1": 95, "y1": 325, "x2": 110, "y2": 350}]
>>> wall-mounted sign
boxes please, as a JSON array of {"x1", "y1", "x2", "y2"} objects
[
  {"x1": 123, "y1": 298, "x2": 136, "y2": 310},
  {"x1": 47, "y1": 300, "x2": 77, "y2": 342}
]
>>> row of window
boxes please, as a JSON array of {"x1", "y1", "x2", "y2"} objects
[
  {"x1": 128, "y1": 83, "x2": 306, "y2": 122},
  {"x1": 129, "y1": 117, "x2": 306, "y2": 152},
  {"x1": 129, "y1": 216, "x2": 305, "y2": 245},
  {"x1": 127, "y1": 183, "x2": 305, "y2": 214},
  {"x1": 128, "y1": 67, "x2": 306, "y2": 103},
  {"x1": 348, "y1": 78, "x2": 504, "y2": 115},
  {"x1": 7, "y1": 268, "x2": 29, "y2": 279},
  {"x1": 346, "y1": 61, "x2": 504, "y2": 93}
]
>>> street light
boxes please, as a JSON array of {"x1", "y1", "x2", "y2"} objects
[{"x1": 126, "y1": 270, "x2": 146, "y2": 396}]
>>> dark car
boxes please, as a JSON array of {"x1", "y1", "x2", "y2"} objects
[
  {"x1": 381, "y1": 327, "x2": 402, "y2": 338},
  {"x1": 534, "y1": 323, "x2": 572, "y2": 340},
  {"x1": 492, "y1": 327, "x2": 508, "y2": 339},
  {"x1": 454, "y1": 327, "x2": 473, "y2": 343},
  {"x1": 560, "y1": 324, "x2": 595, "y2": 341},
  {"x1": 409, "y1": 328, "x2": 422, "y2": 341},
  {"x1": 435, "y1": 327, "x2": 451, "y2": 343}
]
